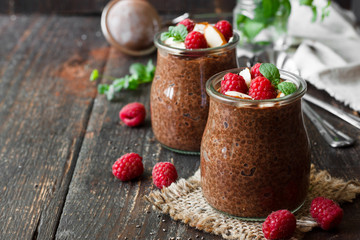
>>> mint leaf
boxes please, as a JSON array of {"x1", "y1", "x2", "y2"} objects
[
  {"x1": 91, "y1": 60, "x2": 156, "y2": 101},
  {"x1": 243, "y1": 20, "x2": 265, "y2": 41},
  {"x1": 300, "y1": 0, "x2": 331, "y2": 22},
  {"x1": 90, "y1": 69, "x2": 99, "y2": 81},
  {"x1": 259, "y1": 63, "x2": 280, "y2": 87},
  {"x1": 161, "y1": 32, "x2": 172, "y2": 41},
  {"x1": 130, "y1": 63, "x2": 147, "y2": 79},
  {"x1": 161, "y1": 25, "x2": 188, "y2": 42},
  {"x1": 98, "y1": 84, "x2": 109, "y2": 94},
  {"x1": 263, "y1": 0, "x2": 280, "y2": 18},
  {"x1": 278, "y1": 82, "x2": 297, "y2": 95}
]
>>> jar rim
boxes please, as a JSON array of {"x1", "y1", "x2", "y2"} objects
[
  {"x1": 154, "y1": 31, "x2": 239, "y2": 55},
  {"x1": 206, "y1": 68, "x2": 307, "y2": 106}
]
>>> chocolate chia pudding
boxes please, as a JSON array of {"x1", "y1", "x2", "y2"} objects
[
  {"x1": 201, "y1": 68, "x2": 311, "y2": 219},
  {"x1": 150, "y1": 32, "x2": 239, "y2": 154}
]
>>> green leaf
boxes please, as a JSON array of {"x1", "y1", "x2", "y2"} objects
[
  {"x1": 311, "y1": 6, "x2": 317, "y2": 22},
  {"x1": 130, "y1": 63, "x2": 147, "y2": 79},
  {"x1": 281, "y1": 0, "x2": 292, "y2": 18},
  {"x1": 278, "y1": 81, "x2": 297, "y2": 95},
  {"x1": 161, "y1": 32, "x2": 172, "y2": 41},
  {"x1": 259, "y1": 63, "x2": 280, "y2": 87},
  {"x1": 161, "y1": 25, "x2": 188, "y2": 42},
  {"x1": 97, "y1": 84, "x2": 109, "y2": 94},
  {"x1": 90, "y1": 69, "x2": 99, "y2": 81},
  {"x1": 243, "y1": 20, "x2": 265, "y2": 41},
  {"x1": 263, "y1": 0, "x2": 280, "y2": 18},
  {"x1": 321, "y1": 1, "x2": 331, "y2": 21},
  {"x1": 300, "y1": 0, "x2": 313, "y2": 6}
]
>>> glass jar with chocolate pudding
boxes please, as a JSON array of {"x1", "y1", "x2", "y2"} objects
[
  {"x1": 151, "y1": 32, "x2": 239, "y2": 154},
  {"x1": 201, "y1": 68, "x2": 310, "y2": 220}
]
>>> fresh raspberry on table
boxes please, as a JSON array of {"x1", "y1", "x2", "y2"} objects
[
  {"x1": 119, "y1": 102, "x2": 146, "y2": 127},
  {"x1": 220, "y1": 72, "x2": 248, "y2": 94},
  {"x1": 310, "y1": 197, "x2": 343, "y2": 230},
  {"x1": 249, "y1": 76, "x2": 277, "y2": 100},
  {"x1": 185, "y1": 31, "x2": 208, "y2": 49},
  {"x1": 214, "y1": 20, "x2": 233, "y2": 42},
  {"x1": 152, "y1": 162, "x2": 178, "y2": 189},
  {"x1": 112, "y1": 153, "x2": 144, "y2": 181},
  {"x1": 251, "y1": 62, "x2": 264, "y2": 79},
  {"x1": 177, "y1": 18, "x2": 195, "y2": 32},
  {"x1": 262, "y1": 209, "x2": 296, "y2": 240}
]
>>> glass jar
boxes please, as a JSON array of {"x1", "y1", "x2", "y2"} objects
[
  {"x1": 201, "y1": 68, "x2": 310, "y2": 220},
  {"x1": 233, "y1": 0, "x2": 291, "y2": 55},
  {"x1": 150, "y1": 33, "x2": 239, "y2": 154}
]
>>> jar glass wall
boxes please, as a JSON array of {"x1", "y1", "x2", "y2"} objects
[
  {"x1": 201, "y1": 68, "x2": 310, "y2": 220},
  {"x1": 150, "y1": 33, "x2": 239, "y2": 154}
]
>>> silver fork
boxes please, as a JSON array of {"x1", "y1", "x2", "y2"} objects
[
  {"x1": 274, "y1": 51, "x2": 355, "y2": 147},
  {"x1": 302, "y1": 101, "x2": 355, "y2": 147}
]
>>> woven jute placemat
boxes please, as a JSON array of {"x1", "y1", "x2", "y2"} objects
[{"x1": 145, "y1": 164, "x2": 360, "y2": 240}]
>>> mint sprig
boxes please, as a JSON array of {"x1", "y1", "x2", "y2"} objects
[
  {"x1": 259, "y1": 63, "x2": 280, "y2": 87},
  {"x1": 235, "y1": 0, "x2": 330, "y2": 43},
  {"x1": 259, "y1": 63, "x2": 297, "y2": 96},
  {"x1": 300, "y1": 0, "x2": 331, "y2": 22},
  {"x1": 278, "y1": 82, "x2": 297, "y2": 95},
  {"x1": 161, "y1": 24, "x2": 188, "y2": 42},
  {"x1": 90, "y1": 60, "x2": 156, "y2": 101}
]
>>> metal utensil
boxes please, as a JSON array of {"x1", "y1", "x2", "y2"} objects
[
  {"x1": 303, "y1": 94, "x2": 360, "y2": 130},
  {"x1": 302, "y1": 101, "x2": 355, "y2": 147}
]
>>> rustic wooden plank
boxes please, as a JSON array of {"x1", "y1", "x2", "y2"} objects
[
  {"x1": 7, "y1": 0, "x2": 237, "y2": 14},
  {"x1": 54, "y1": 48, "x2": 224, "y2": 240},
  {"x1": 0, "y1": 15, "x2": 109, "y2": 239}
]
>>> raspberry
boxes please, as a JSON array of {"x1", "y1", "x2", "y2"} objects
[
  {"x1": 220, "y1": 72, "x2": 248, "y2": 94},
  {"x1": 262, "y1": 210, "x2": 296, "y2": 240},
  {"x1": 119, "y1": 102, "x2": 146, "y2": 127},
  {"x1": 112, "y1": 153, "x2": 144, "y2": 181},
  {"x1": 177, "y1": 18, "x2": 195, "y2": 32},
  {"x1": 251, "y1": 62, "x2": 264, "y2": 79},
  {"x1": 310, "y1": 197, "x2": 343, "y2": 230},
  {"x1": 185, "y1": 31, "x2": 208, "y2": 49},
  {"x1": 249, "y1": 76, "x2": 277, "y2": 100},
  {"x1": 152, "y1": 162, "x2": 178, "y2": 189},
  {"x1": 214, "y1": 20, "x2": 233, "y2": 42}
]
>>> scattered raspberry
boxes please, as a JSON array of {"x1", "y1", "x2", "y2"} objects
[
  {"x1": 262, "y1": 210, "x2": 296, "y2": 240},
  {"x1": 112, "y1": 153, "x2": 144, "y2": 181},
  {"x1": 185, "y1": 31, "x2": 208, "y2": 49},
  {"x1": 249, "y1": 76, "x2": 277, "y2": 100},
  {"x1": 251, "y1": 62, "x2": 264, "y2": 79},
  {"x1": 214, "y1": 20, "x2": 233, "y2": 42},
  {"x1": 119, "y1": 102, "x2": 146, "y2": 127},
  {"x1": 177, "y1": 18, "x2": 195, "y2": 32},
  {"x1": 220, "y1": 73, "x2": 248, "y2": 94},
  {"x1": 310, "y1": 197, "x2": 343, "y2": 230},
  {"x1": 152, "y1": 162, "x2": 178, "y2": 189}
]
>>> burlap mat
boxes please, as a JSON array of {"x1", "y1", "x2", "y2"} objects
[{"x1": 145, "y1": 164, "x2": 360, "y2": 240}]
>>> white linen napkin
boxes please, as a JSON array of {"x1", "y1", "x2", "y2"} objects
[{"x1": 287, "y1": 0, "x2": 360, "y2": 111}]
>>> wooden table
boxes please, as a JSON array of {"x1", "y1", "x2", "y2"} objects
[{"x1": 0, "y1": 15, "x2": 359, "y2": 240}]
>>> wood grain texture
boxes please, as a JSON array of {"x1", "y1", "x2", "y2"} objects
[
  {"x1": 54, "y1": 49, "x2": 222, "y2": 240},
  {"x1": 0, "y1": 15, "x2": 109, "y2": 239},
  {"x1": 0, "y1": 14, "x2": 359, "y2": 240}
]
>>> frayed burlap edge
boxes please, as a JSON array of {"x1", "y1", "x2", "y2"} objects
[{"x1": 144, "y1": 164, "x2": 360, "y2": 240}]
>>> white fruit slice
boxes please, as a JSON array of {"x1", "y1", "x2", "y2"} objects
[
  {"x1": 239, "y1": 68, "x2": 252, "y2": 87},
  {"x1": 204, "y1": 24, "x2": 227, "y2": 48},
  {"x1": 193, "y1": 22, "x2": 208, "y2": 34},
  {"x1": 164, "y1": 37, "x2": 185, "y2": 49},
  {"x1": 225, "y1": 91, "x2": 253, "y2": 100}
]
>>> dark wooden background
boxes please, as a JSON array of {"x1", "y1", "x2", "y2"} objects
[
  {"x1": 0, "y1": 0, "x2": 357, "y2": 19},
  {"x1": 0, "y1": 1, "x2": 359, "y2": 240}
]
